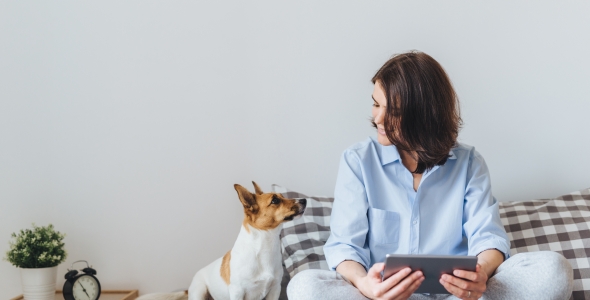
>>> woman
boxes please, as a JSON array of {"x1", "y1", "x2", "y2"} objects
[{"x1": 287, "y1": 51, "x2": 573, "y2": 299}]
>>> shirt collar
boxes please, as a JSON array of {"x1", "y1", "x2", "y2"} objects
[
  {"x1": 380, "y1": 143, "x2": 457, "y2": 166},
  {"x1": 381, "y1": 144, "x2": 401, "y2": 165}
]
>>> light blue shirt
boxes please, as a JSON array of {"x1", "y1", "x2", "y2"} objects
[{"x1": 324, "y1": 137, "x2": 510, "y2": 271}]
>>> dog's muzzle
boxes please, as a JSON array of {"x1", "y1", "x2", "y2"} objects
[
  {"x1": 284, "y1": 199, "x2": 307, "y2": 221},
  {"x1": 298, "y1": 198, "x2": 307, "y2": 211}
]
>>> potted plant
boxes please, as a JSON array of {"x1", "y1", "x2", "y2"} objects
[{"x1": 4, "y1": 224, "x2": 67, "y2": 300}]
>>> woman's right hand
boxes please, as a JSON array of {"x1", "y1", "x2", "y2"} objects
[{"x1": 355, "y1": 263, "x2": 424, "y2": 300}]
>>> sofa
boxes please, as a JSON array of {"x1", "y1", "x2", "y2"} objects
[{"x1": 274, "y1": 185, "x2": 590, "y2": 300}]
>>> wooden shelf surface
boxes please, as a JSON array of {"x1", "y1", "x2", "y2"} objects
[{"x1": 11, "y1": 290, "x2": 138, "y2": 300}]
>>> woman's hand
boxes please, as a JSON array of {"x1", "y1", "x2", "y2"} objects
[
  {"x1": 356, "y1": 263, "x2": 424, "y2": 300},
  {"x1": 439, "y1": 264, "x2": 487, "y2": 299}
]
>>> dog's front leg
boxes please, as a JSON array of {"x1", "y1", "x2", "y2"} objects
[
  {"x1": 228, "y1": 284, "x2": 245, "y2": 300},
  {"x1": 265, "y1": 280, "x2": 282, "y2": 300}
]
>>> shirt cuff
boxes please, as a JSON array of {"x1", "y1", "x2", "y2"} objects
[
  {"x1": 469, "y1": 238, "x2": 511, "y2": 260},
  {"x1": 325, "y1": 246, "x2": 369, "y2": 271},
  {"x1": 476, "y1": 248, "x2": 506, "y2": 261}
]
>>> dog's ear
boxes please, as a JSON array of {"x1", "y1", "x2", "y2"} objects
[
  {"x1": 235, "y1": 184, "x2": 257, "y2": 211},
  {"x1": 252, "y1": 181, "x2": 263, "y2": 195}
]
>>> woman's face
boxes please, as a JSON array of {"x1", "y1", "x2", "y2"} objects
[{"x1": 372, "y1": 81, "x2": 392, "y2": 146}]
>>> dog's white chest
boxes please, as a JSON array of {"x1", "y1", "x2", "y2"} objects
[{"x1": 230, "y1": 227, "x2": 283, "y2": 299}]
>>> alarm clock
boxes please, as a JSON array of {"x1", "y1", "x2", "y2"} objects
[{"x1": 63, "y1": 260, "x2": 102, "y2": 300}]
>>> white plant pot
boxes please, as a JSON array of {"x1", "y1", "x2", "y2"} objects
[{"x1": 20, "y1": 266, "x2": 57, "y2": 300}]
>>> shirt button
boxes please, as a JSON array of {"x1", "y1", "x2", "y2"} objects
[{"x1": 413, "y1": 220, "x2": 418, "y2": 225}]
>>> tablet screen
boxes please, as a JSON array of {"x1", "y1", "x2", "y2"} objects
[{"x1": 383, "y1": 254, "x2": 477, "y2": 294}]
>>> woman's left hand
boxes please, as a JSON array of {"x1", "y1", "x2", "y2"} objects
[{"x1": 439, "y1": 264, "x2": 487, "y2": 299}]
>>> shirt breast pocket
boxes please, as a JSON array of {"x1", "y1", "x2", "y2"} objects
[{"x1": 369, "y1": 207, "x2": 400, "y2": 246}]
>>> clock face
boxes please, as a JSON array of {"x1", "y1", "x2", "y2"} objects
[{"x1": 72, "y1": 275, "x2": 100, "y2": 300}]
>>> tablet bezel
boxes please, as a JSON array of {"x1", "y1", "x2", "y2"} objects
[{"x1": 382, "y1": 254, "x2": 478, "y2": 294}]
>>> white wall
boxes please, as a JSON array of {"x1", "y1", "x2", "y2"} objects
[{"x1": 1, "y1": 1, "x2": 589, "y2": 297}]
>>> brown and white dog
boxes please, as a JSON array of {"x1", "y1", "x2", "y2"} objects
[{"x1": 187, "y1": 182, "x2": 306, "y2": 300}]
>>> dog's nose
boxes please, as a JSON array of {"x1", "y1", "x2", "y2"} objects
[{"x1": 298, "y1": 198, "x2": 307, "y2": 206}]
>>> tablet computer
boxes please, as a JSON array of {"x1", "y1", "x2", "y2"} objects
[{"x1": 383, "y1": 254, "x2": 478, "y2": 294}]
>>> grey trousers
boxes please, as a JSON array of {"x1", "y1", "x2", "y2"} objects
[{"x1": 287, "y1": 251, "x2": 573, "y2": 300}]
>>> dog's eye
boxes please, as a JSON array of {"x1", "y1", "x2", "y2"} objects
[{"x1": 271, "y1": 197, "x2": 280, "y2": 205}]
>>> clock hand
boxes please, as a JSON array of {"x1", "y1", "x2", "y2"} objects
[{"x1": 78, "y1": 281, "x2": 90, "y2": 298}]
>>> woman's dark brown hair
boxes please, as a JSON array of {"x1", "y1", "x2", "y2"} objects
[{"x1": 372, "y1": 51, "x2": 462, "y2": 174}]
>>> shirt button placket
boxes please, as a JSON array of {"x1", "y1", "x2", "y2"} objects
[
  {"x1": 412, "y1": 218, "x2": 419, "y2": 254},
  {"x1": 408, "y1": 183, "x2": 420, "y2": 254}
]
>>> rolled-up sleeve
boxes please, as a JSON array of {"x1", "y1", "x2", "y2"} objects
[
  {"x1": 324, "y1": 149, "x2": 371, "y2": 271},
  {"x1": 463, "y1": 150, "x2": 511, "y2": 259}
]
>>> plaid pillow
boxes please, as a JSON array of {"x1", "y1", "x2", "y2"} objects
[
  {"x1": 272, "y1": 184, "x2": 332, "y2": 278},
  {"x1": 499, "y1": 188, "x2": 590, "y2": 300}
]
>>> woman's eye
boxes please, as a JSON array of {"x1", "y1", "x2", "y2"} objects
[
  {"x1": 372, "y1": 102, "x2": 379, "y2": 107},
  {"x1": 271, "y1": 198, "x2": 280, "y2": 204}
]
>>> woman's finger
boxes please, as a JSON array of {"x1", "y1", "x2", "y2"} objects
[
  {"x1": 453, "y1": 265, "x2": 487, "y2": 284},
  {"x1": 391, "y1": 272, "x2": 424, "y2": 300},
  {"x1": 367, "y1": 263, "x2": 385, "y2": 279},
  {"x1": 373, "y1": 267, "x2": 412, "y2": 296},
  {"x1": 452, "y1": 269, "x2": 479, "y2": 282},
  {"x1": 439, "y1": 278, "x2": 470, "y2": 299},
  {"x1": 440, "y1": 274, "x2": 478, "y2": 292},
  {"x1": 383, "y1": 267, "x2": 412, "y2": 286},
  {"x1": 384, "y1": 270, "x2": 423, "y2": 299}
]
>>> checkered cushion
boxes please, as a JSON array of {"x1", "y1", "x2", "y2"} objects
[
  {"x1": 499, "y1": 188, "x2": 590, "y2": 300},
  {"x1": 275, "y1": 185, "x2": 590, "y2": 299},
  {"x1": 272, "y1": 184, "x2": 332, "y2": 278}
]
